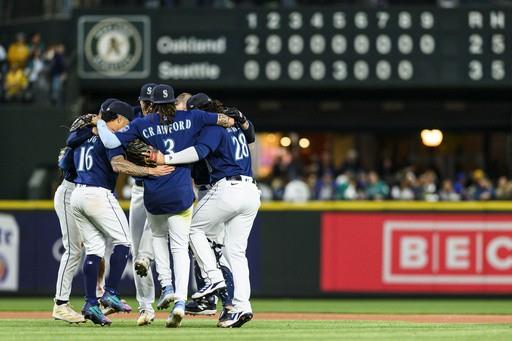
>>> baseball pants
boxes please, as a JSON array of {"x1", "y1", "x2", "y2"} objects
[
  {"x1": 54, "y1": 179, "x2": 83, "y2": 302},
  {"x1": 148, "y1": 206, "x2": 193, "y2": 302},
  {"x1": 129, "y1": 183, "x2": 155, "y2": 313},
  {"x1": 191, "y1": 177, "x2": 260, "y2": 313},
  {"x1": 70, "y1": 185, "x2": 131, "y2": 257}
]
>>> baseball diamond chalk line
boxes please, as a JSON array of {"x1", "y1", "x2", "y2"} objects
[{"x1": 1, "y1": 312, "x2": 512, "y2": 323}]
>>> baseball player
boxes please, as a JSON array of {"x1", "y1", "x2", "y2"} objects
[
  {"x1": 70, "y1": 100, "x2": 173, "y2": 326},
  {"x1": 129, "y1": 83, "x2": 159, "y2": 326},
  {"x1": 52, "y1": 99, "x2": 119, "y2": 323},
  {"x1": 95, "y1": 84, "x2": 235, "y2": 328},
  {"x1": 153, "y1": 104, "x2": 260, "y2": 328},
  {"x1": 183, "y1": 94, "x2": 256, "y2": 317},
  {"x1": 131, "y1": 90, "x2": 194, "y2": 315}
]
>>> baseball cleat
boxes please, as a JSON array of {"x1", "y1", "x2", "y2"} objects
[
  {"x1": 185, "y1": 295, "x2": 217, "y2": 316},
  {"x1": 100, "y1": 291, "x2": 132, "y2": 313},
  {"x1": 52, "y1": 302, "x2": 86, "y2": 323},
  {"x1": 137, "y1": 309, "x2": 155, "y2": 326},
  {"x1": 82, "y1": 302, "x2": 112, "y2": 326},
  {"x1": 165, "y1": 301, "x2": 185, "y2": 328},
  {"x1": 101, "y1": 298, "x2": 128, "y2": 316},
  {"x1": 134, "y1": 257, "x2": 151, "y2": 278},
  {"x1": 191, "y1": 280, "x2": 226, "y2": 299},
  {"x1": 217, "y1": 310, "x2": 253, "y2": 328},
  {"x1": 157, "y1": 285, "x2": 175, "y2": 310}
]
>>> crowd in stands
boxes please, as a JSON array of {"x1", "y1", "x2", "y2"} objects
[
  {"x1": 258, "y1": 149, "x2": 512, "y2": 202},
  {"x1": 0, "y1": 32, "x2": 67, "y2": 104}
]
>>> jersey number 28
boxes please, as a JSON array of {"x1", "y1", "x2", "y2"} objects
[
  {"x1": 232, "y1": 133, "x2": 249, "y2": 160},
  {"x1": 77, "y1": 146, "x2": 94, "y2": 171}
]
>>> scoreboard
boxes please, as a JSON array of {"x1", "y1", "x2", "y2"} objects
[{"x1": 77, "y1": 8, "x2": 511, "y2": 89}]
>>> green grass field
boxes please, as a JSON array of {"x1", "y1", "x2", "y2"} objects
[{"x1": 1, "y1": 298, "x2": 512, "y2": 340}]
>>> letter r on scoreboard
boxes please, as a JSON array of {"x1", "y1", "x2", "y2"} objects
[{"x1": 382, "y1": 221, "x2": 512, "y2": 285}]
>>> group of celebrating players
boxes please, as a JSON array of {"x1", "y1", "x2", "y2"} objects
[{"x1": 51, "y1": 83, "x2": 260, "y2": 328}]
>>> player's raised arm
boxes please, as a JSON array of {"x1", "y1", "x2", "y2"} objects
[{"x1": 110, "y1": 155, "x2": 174, "y2": 177}]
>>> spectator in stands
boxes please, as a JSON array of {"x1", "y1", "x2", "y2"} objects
[
  {"x1": 26, "y1": 49, "x2": 45, "y2": 101},
  {"x1": 314, "y1": 172, "x2": 335, "y2": 200},
  {"x1": 4, "y1": 63, "x2": 28, "y2": 101},
  {"x1": 495, "y1": 176, "x2": 512, "y2": 200},
  {"x1": 283, "y1": 176, "x2": 310, "y2": 202},
  {"x1": 467, "y1": 170, "x2": 495, "y2": 200},
  {"x1": 315, "y1": 151, "x2": 336, "y2": 177},
  {"x1": 335, "y1": 173, "x2": 358, "y2": 200},
  {"x1": 7, "y1": 33, "x2": 30, "y2": 68},
  {"x1": 338, "y1": 149, "x2": 361, "y2": 174},
  {"x1": 364, "y1": 171, "x2": 389, "y2": 200},
  {"x1": 390, "y1": 172, "x2": 417, "y2": 200},
  {"x1": 271, "y1": 177, "x2": 285, "y2": 201},
  {"x1": 419, "y1": 169, "x2": 439, "y2": 201},
  {"x1": 29, "y1": 33, "x2": 44, "y2": 57},
  {"x1": 49, "y1": 44, "x2": 66, "y2": 105},
  {"x1": 439, "y1": 179, "x2": 461, "y2": 201}
]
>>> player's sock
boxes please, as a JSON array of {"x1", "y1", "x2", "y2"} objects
[
  {"x1": 55, "y1": 300, "x2": 68, "y2": 306},
  {"x1": 220, "y1": 264, "x2": 234, "y2": 304},
  {"x1": 105, "y1": 245, "x2": 130, "y2": 293},
  {"x1": 83, "y1": 254, "x2": 102, "y2": 305}
]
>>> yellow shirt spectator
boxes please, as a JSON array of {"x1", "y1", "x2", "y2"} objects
[
  {"x1": 5, "y1": 67, "x2": 28, "y2": 98},
  {"x1": 7, "y1": 41, "x2": 30, "y2": 67}
]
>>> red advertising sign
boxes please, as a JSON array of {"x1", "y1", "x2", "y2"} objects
[{"x1": 321, "y1": 213, "x2": 512, "y2": 293}]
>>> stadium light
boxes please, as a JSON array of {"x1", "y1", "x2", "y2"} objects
[
  {"x1": 299, "y1": 138, "x2": 310, "y2": 149},
  {"x1": 280, "y1": 136, "x2": 291, "y2": 147},
  {"x1": 421, "y1": 129, "x2": 443, "y2": 147}
]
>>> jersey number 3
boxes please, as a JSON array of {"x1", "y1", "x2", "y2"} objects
[
  {"x1": 77, "y1": 146, "x2": 94, "y2": 171},
  {"x1": 232, "y1": 133, "x2": 249, "y2": 160}
]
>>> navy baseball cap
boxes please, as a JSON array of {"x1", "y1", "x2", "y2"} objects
[
  {"x1": 100, "y1": 98, "x2": 118, "y2": 114},
  {"x1": 138, "y1": 83, "x2": 156, "y2": 101},
  {"x1": 186, "y1": 93, "x2": 211, "y2": 110},
  {"x1": 106, "y1": 100, "x2": 135, "y2": 121},
  {"x1": 151, "y1": 84, "x2": 176, "y2": 104}
]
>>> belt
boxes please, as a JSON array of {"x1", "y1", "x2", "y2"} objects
[
  {"x1": 135, "y1": 180, "x2": 144, "y2": 187},
  {"x1": 225, "y1": 175, "x2": 256, "y2": 184}
]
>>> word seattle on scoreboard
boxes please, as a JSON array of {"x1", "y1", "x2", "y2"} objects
[{"x1": 77, "y1": 8, "x2": 511, "y2": 89}]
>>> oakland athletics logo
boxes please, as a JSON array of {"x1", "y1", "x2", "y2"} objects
[{"x1": 84, "y1": 17, "x2": 143, "y2": 77}]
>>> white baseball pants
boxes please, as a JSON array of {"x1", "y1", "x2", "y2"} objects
[
  {"x1": 70, "y1": 185, "x2": 131, "y2": 258},
  {"x1": 148, "y1": 206, "x2": 193, "y2": 302},
  {"x1": 54, "y1": 179, "x2": 83, "y2": 302},
  {"x1": 191, "y1": 177, "x2": 260, "y2": 312},
  {"x1": 129, "y1": 183, "x2": 155, "y2": 312}
]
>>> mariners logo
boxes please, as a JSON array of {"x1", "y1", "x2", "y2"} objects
[{"x1": 84, "y1": 17, "x2": 143, "y2": 77}]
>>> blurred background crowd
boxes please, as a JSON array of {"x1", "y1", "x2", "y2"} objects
[{"x1": 0, "y1": 32, "x2": 67, "y2": 104}]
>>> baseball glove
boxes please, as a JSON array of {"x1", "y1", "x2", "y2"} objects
[
  {"x1": 224, "y1": 107, "x2": 247, "y2": 125},
  {"x1": 69, "y1": 113, "x2": 97, "y2": 132},
  {"x1": 126, "y1": 139, "x2": 157, "y2": 168}
]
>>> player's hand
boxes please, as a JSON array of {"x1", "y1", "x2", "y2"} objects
[
  {"x1": 148, "y1": 165, "x2": 175, "y2": 176},
  {"x1": 91, "y1": 114, "x2": 100, "y2": 125},
  {"x1": 145, "y1": 150, "x2": 165, "y2": 165}
]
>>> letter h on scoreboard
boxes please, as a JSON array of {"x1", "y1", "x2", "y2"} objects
[{"x1": 382, "y1": 221, "x2": 512, "y2": 285}]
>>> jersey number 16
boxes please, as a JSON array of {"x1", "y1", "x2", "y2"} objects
[
  {"x1": 77, "y1": 146, "x2": 94, "y2": 171},
  {"x1": 232, "y1": 133, "x2": 249, "y2": 160}
]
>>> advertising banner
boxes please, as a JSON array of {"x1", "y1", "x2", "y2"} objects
[
  {"x1": 321, "y1": 213, "x2": 512, "y2": 293},
  {"x1": 0, "y1": 214, "x2": 19, "y2": 291}
]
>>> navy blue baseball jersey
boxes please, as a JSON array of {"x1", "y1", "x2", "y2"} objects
[
  {"x1": 59, "y1": 127, "x2": 95, "y2": 182},
  {"x1": 194, "y1": 125, "x2": 253, "y2": 183},
  {"x1": 191, "y1": 121, "x2": 255, "y2": 186},
  {"x1": 110, "y1": 109, "x2": 218, "y2": 214},
  {"x1": 73, "y1": 135, "x2": 124, "y2": 191}
]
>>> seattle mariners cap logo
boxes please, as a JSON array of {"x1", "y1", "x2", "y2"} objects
[
  {"x1": 163, "y1": 89, "x2": 168, "y2": 98},
  {"x1": 146, "y1": 86, "x2": 152, "y2": 95},
  {"x1": 84, "y1": 17, "x2": 143, "y2": 77}
]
